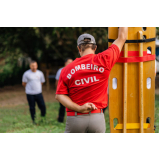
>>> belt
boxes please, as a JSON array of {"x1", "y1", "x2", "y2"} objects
[{"x1": 67, "y1": 109, "x2": 103, "y2": 116}]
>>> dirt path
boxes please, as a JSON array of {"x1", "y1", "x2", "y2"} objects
[
  {"x1": 0, "y1": 85, "x2": 56, "y2": 107},
  {"x1": 0, "y1": 84, "x2": 159, "y2": 107},
  {"x1": 155, "y1": 88, "x2": 159, "y2": 95}
]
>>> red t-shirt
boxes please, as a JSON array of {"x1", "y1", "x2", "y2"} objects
[{"x1": 56, "y1": 44, "x2": 120, "y2": 112}]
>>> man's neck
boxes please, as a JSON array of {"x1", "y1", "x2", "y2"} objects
[
  {"x1": 81, "y1": 48, "x2": 95, "y2": 57},
  {"x1": 31, "y1": 69, "x2": 37, "y2": 72}
]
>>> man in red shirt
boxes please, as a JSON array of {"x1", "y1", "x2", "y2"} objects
[{"x1": 55, "y1": 27, "x2": 128, "y2": 133}]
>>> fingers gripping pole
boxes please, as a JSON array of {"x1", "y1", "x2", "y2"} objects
[
  {"x1": 138, "y1": 31, "x2": 144, "y2": 133},
  {"x1": 123, "y1": 34, "x2": 128, "y2": 133}
]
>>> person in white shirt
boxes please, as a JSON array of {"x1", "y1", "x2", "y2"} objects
[
  {"x1": 22, "y1": 61, "x2": 46, "y2": 124},
  {"x1": 55, "y1": 58, "x2": 73, "y2": 122}
]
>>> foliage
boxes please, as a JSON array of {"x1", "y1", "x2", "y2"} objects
[
  {"x1": 0, "y1": 57, "x2": 28, "y2": 87},
  {"x1": 0, "y1": 27, "x2": 108, "y2": 86},
  {"x1": 0, "y1": 27, "x2": 159, "y2": 86},
  {"x1": 0, "y1": 27, "x2": 108, "y2": 62},
  {"x1": 0, "y1": 27, "x2": 159, "y2": 63}
]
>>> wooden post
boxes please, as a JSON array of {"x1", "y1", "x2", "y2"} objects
[
  {"x1": 123, "y1": 35, "x2": 128, "y2": 133},
  {"x1": 46, "y1": 69, "x2": 50, "y2": 91},
  {"x1": 138, "y1": 31, "x2": 144, "y2": 133},
  {"x1": 109, "y1": 27, "x2": 155, "y2": 133}
]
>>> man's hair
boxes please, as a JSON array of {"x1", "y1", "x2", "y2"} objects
[
  {"x1": 78, "y1": 43, "x2": 97, "y2": 52},
  {"x1": 78, "y1": 39, "x2": 97, "y2": 52},
  {"x1": 64, "y1": 58, "x2": 72, "y2": 63},
  {"x1": 30, "y1": 60, "x2": 37, "y2": 65}
]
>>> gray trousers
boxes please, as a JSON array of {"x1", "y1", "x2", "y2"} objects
[{"x1": 65, "y1": 112, "x2": 106, "y2": 133}]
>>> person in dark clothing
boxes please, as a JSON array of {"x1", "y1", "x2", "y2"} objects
[
  {"x1": 55, "y1": 58, "x2": 73, "y2": 122},
  {"x1": 22, "y1": 61, "x2": 46, "y2": 124}
]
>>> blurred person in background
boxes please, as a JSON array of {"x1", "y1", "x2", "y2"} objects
[
  {"x1": 55, "y1": 58, "x2": 73, "y2": 123},
  {"x1": 22, "y1": 61, "x2": 46, "y2": 124}
]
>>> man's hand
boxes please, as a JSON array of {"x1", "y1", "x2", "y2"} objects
[
  {"x1": 113, "y1": 27, "x2": 128, "y2": 52},
  {"x1": 79, "y1": 103, "x2": 98, "y2": 113},
  {"x1": 55, "y1": 94, "x2": 98, "y2": 113}
]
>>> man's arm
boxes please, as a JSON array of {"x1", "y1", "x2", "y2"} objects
[
  {"x1": 22, "y1": 82, "x2": 26, "y2": 87},
  {"x1": 55, "y1": 94, "x2": 97, "y2": 113},
  {"x1": 113, "y1": 27, "x2": 128, "y2": 52},
  {"x1": 41, "y1": 72, "x2": 45, "y2": 85},
  {"x1": 22, "y1": 72, "x2": 28, "y2": 87}
]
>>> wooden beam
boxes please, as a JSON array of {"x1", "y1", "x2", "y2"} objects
[
  {"x1": 123, "y1": 35, "x2": 128, "y2": 133},
  {"x1": 138, "y1": 31, "x2": 144, "y2": 133}
]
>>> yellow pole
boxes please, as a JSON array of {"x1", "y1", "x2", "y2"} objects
[
  {"x1": 123, "y1": 34, "x2": 128, "y2": 133},
  {"x1": 138, "y1": 31, "x2": 144, "y2": 133}
]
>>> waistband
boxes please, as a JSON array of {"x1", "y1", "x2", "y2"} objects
[{"x1": 67, "y1": 109, "x2": 103, "y2": 116}]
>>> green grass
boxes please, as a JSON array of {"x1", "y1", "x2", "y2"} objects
[
  {"x1": 154, "y1": 94, "x2": 159, "y2": 133},
  {"x1": 0, "y1": 102, "x2": 66, "y2": 133},
  {"x1": 0, "y1": 95, "x2": 159, "y2": 133}
]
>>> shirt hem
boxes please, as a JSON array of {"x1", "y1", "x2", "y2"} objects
[{"x1": 26, "y1": 92, "x2": 42, "y2": 95}]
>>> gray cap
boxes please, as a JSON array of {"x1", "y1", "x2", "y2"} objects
[{"x1": 77, "y1": 33, "x2": 96, "y2": 46}]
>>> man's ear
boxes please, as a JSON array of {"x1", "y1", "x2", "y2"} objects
[
  {"x1": 94, "y1": 46, "x2": 97, "y2": 52},
  {"x1": 77, "y1": 46, "x2": 81, "y2": 52},
  {"x1": 77, "y1": 46, "x2": 81, "y2": 57}
]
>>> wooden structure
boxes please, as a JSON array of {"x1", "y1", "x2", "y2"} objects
[
  {"x1": 40, "y1": 63, "x2": 62, "y2": 91},
  {"x1": 108, "y1": 27, "x2": 156, "y2": 133}
]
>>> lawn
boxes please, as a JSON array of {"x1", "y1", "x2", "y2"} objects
[{"x1": 0, "y1": 95, "x2": 159, "y2": 133}]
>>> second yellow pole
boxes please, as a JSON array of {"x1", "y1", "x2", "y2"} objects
[
  {"x1": 123, "y1": 34, "x2": 128, "y2": 133},
  {"x1": 138, "y1": 31, "x2": 144, "y2": 133}
]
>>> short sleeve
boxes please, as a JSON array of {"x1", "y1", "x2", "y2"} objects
[
  {"x1": 22, "y1": 73, "x2": 28, "y2": 83},
  {"x1": 56, "y1": 71, "x2": 68, "y2": 95},
  {"x1": 95, "y1": 44, "x2": 120, "y2": 70},
  {"x1": 55, "y1": 68, "x2": 62, "y2": 80},
  {"x1": 41, "y1": 72, "x2": 45, "y2": 83}
]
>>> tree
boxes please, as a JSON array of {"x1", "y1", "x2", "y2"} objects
[{"x1": 0, "y1": 27, "x2": 108, "y2": 86}]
